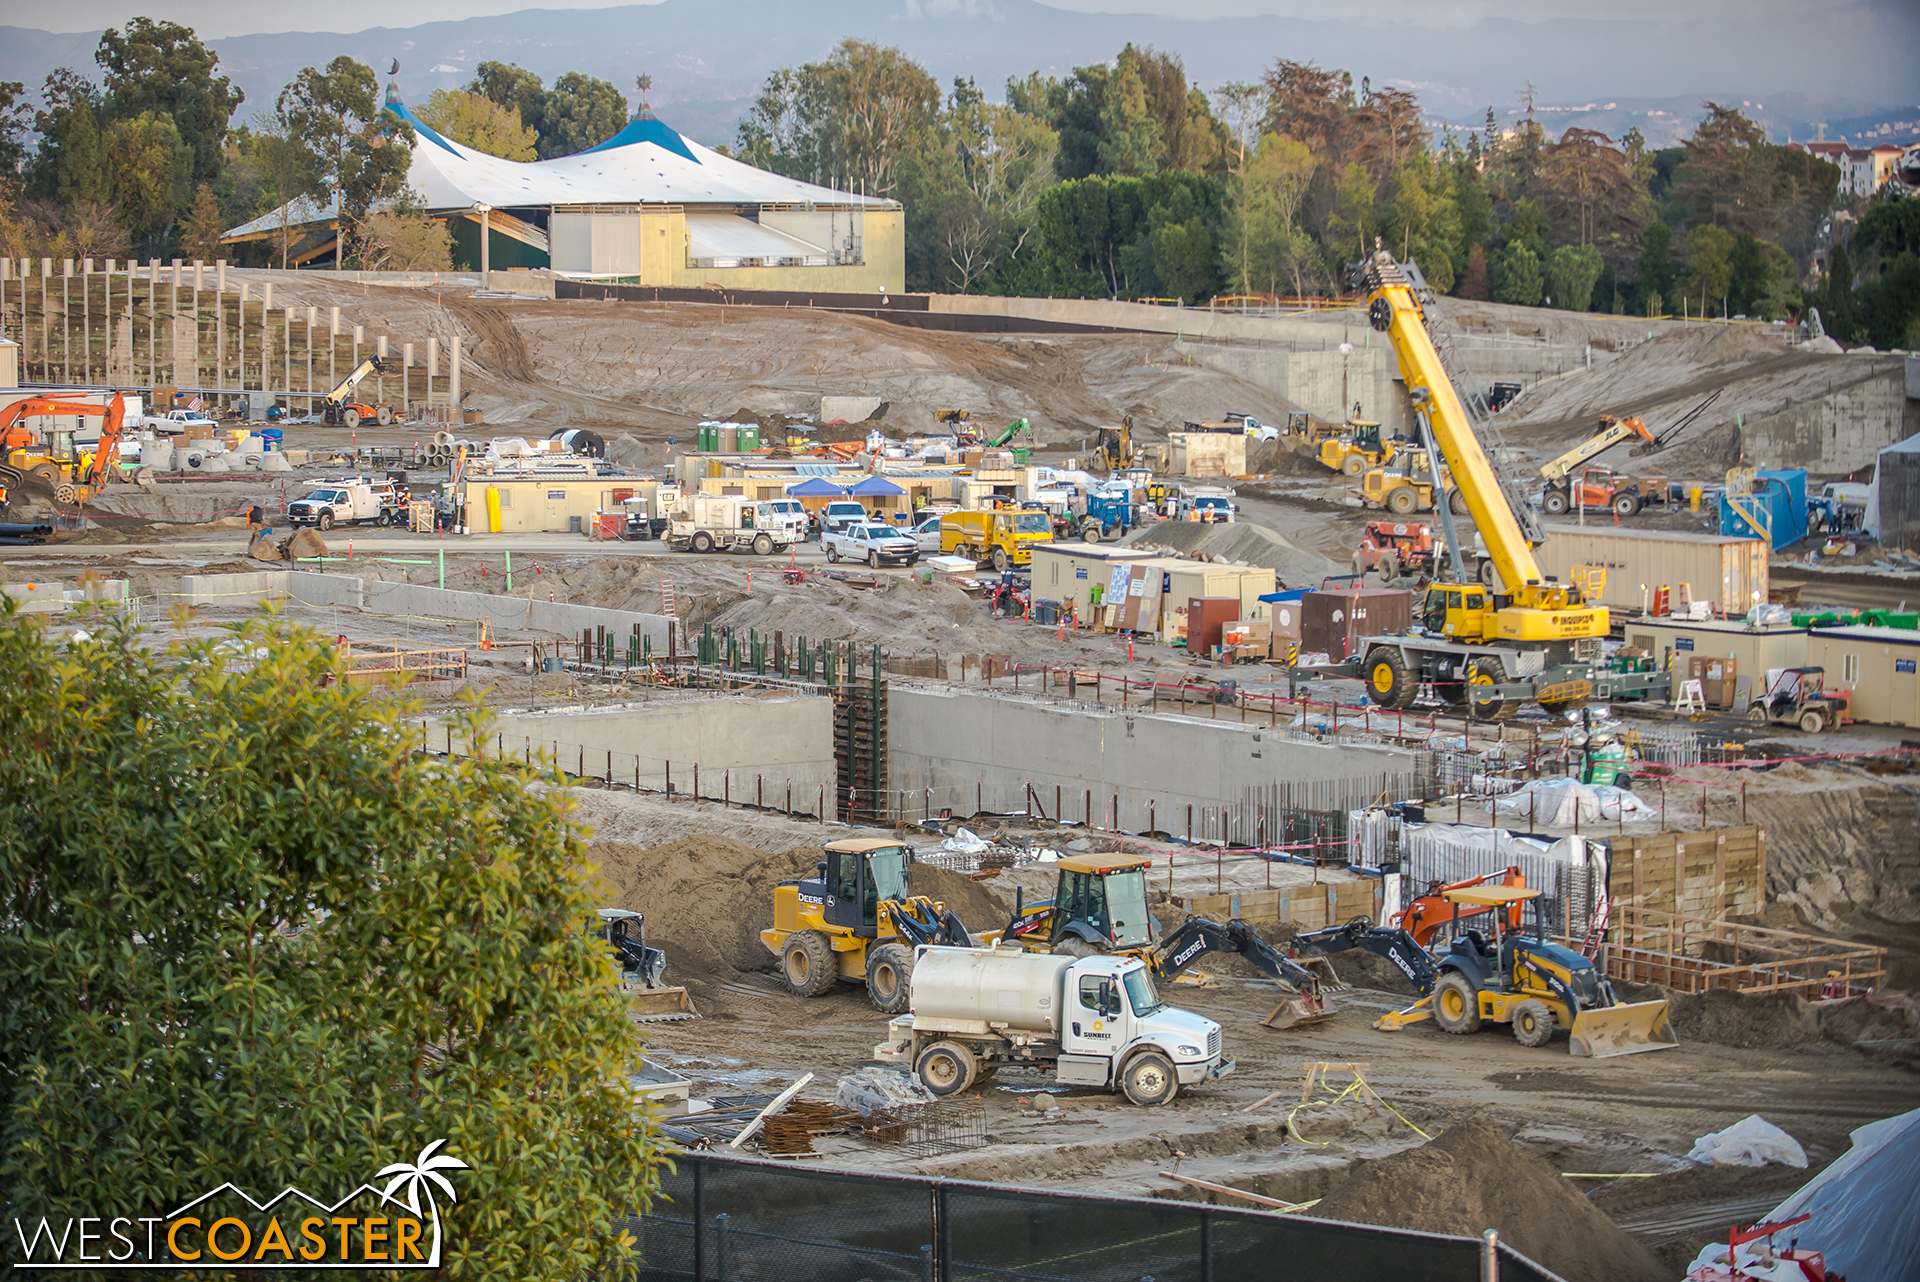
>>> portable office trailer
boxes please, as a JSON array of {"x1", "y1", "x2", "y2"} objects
[
  {"x1": 1167, "y1": 431, "x2": 1247, "y2": 479},
  {"x1": 1029, "y1": 545, "x2": 1159, "y2": 605},
  {"x1": 1622, "y1": 618, "x2": 1811, "y2": 706},
  {"x1": 1807, "y1": 626, "x2": 1920, "y2": 728},
  {"x1": 462, "y1": 474, "x2": 650, "y2": 534},
  {"x1": 1534, "y1": 525, "x2": 1769, "y2": 618}
]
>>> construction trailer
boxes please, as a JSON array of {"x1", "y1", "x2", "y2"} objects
[
  {"x1": 1621, "y1": 617, "x2": 1812, "y2": 709},
  {"x1": 1806, "y1": 625, "x2": 1920, "y2": 728},
  {"x1": 1167, "y1": 430, "x2": 1247, "y2": 479},
  {"x1": 461, "y1": 473, "x2": 652, "y2": 534},
  {"x1": 1028, "y1": 545, "x2": 1159, "y2": 607},
  {"x1": 1533, "y1": 525, "x2": 1769, "y2": 619}
]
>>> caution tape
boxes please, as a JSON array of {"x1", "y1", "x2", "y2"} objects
[{"x1": 1285, "y1": 1066, "x2": 1430, "y2": 1147}]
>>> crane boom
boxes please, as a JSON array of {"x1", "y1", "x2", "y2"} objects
[
  {"x1": 1539, "y1": 416, "x2": 1656, "y2": 483},
  {"x1": 323, "y1": 356, "x2": 386, "y2": 407}
]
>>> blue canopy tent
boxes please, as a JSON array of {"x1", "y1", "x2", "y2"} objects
[
  {"x1": 849, "y1": 476, "x2": 906, "y2": 497},
  {"x1": 786, "y1": 477, "x2": 848, "y2": 496}
]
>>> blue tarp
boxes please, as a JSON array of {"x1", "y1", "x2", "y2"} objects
[
  {"x1": 785, "y1": 477, "x2": 846, "y2": 497},
  {"x1": 1720, "y1": 468, "x2": 1809, "y2": 548},
  {"x1": 849, "y1": 476, "x2": 906, "y2": 497}
]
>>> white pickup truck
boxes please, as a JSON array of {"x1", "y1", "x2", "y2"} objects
[
  {"x1": 287, "y1": 478, "x2": 409, "y2": 529},
  {"x1": 823, "y1": 522, "x2": 920, "y2": 568},
  {"x1": 142, "y1": 408, "x2": 219, "y2": 434}
]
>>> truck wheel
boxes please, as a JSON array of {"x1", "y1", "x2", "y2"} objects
[
  {"x1": 1388, "y1": 488, "x2": 1420, "y2": 516},
  {"x1": 1082, "y1": 523, "x2": 1101, "y2": 543},
  {"x1": 869, "y1": 550, "x2": 880, "y2": 569},
  {"x1": 781, "y1": 930, "x2": 838, "y2": 998},
  {"x1": 915, "y1": 1041, "x2": 978, "y2": 1097},
  {"x1": 1799, "y1": 709, "x2": 1827, "y2": 734},
  {"x1": 866, "y1": 943, "x2": 915, "y2": 1015},
  {"x1": 1511, "y1": 999, "x2": 1554, "y2": 1048},
  {"x1": 343, "y1": 409, "x2": 360, "y2": 429},
  {"x1": 1120, "y1": 1051, "x2": 1179, "y2": 1107},
  {"x1": 825, "y1": 544, "x2": 839, "y2": 562},
  {"x1": 1542, "y1": 488, "x2": 1570, "y2": 516},
  {"x1": 993, "y1": 547, "x2": 1009, "y2": 572},
  {"x1": 1612, "y1": 493, "x2": 1641, "y2": 518},
  {"x1": 1366, "y1": 648, "x2": 1414, "y2": 710},
  {"x1": 374, "y1": 510, "x2": 391, "y2": 528},
  {"x1": 691, "y1": 531, "x2": 714, "y2": 554},
  {"x1": 1432, "y1": 973, "x2": 1483, "y2": 1035},
  {"x1": 753, "y1": 533, "x2": 774, "y2": 556},
  {"x1": 1342, "y1": 454, "x2": 1366, "y2": 477},
  {"x1": 376, "y1": 406, "x2": 393, "y2": 427},
  {"x1": 1449, "y1": 488, "x2": 1469, "y2": 516},
  {"x1": 1747, "y1": 703, "x2": 1769, "y2": 724},
  {"x1": 318, "y1": 512, "x2": 334, "y2": 531}
]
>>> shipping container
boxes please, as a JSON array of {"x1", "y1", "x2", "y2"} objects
[
  {"x1": 1186, "y1": 597, "x2": 1241, "y2": 653},
  {"x1": 1534, "y1": 525, "x2": 1769, "y2": 618},
  {"x1": 1302, "y1": 587, "x2": 1413, "y2": 660}
]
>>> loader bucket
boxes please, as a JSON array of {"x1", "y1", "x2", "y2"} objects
[
  {"x1": 628, "y1": 985, "x2": 700, "y2": 1023},
  {"x1": 1262, "y1": 991, "x2": 1338, "y2": 1030},
  {"x1": 1568, "y1": 999, "x2": 1676, "y2": 1058},
  {"x1": 1297, "y1": 955, "x2": 1349, "y2": 993}
]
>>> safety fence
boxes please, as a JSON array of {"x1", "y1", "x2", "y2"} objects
[{"x1": 627, "y1": 1151, "x2": 1561, "y2": 1282}]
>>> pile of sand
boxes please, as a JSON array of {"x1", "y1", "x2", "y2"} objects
[
  {"x1": 1309, "y1": 1120, "x2": 1669, "y2": 1282},
  {"x1": 1665, "y1": 987, "x2": 1823, "y2": 1050},
  {"x1": 910, "y1": 862, "x2": 1010, "y2": 936}
]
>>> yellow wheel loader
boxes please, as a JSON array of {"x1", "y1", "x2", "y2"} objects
[
  {"x1": 1293, "y1": 885, "x2": 1676, "y2": 1057},
  {"x1": 983, "y1": 853, "x2": 1337, "y2": 1030},
  {"x1": 761, "y1": 838, "x2": 974, "y2": 1013},
  {"x1": 1318, "y1": 420, "x2": 1395, "y2": 477}
]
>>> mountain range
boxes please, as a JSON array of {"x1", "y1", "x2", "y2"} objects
[{"x1": 3, "y1": 0, "x2": 1916, "y2": 150}]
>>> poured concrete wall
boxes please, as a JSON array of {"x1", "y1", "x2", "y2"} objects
[
  {"x1": 1739, "y1": 362, "x2": 1918, "y2": 472},
  {"x1": 888, "y1": 686, "x2": 1413, "y2": 827},
  {"x1": 443, "y1": 694, "x2": 838, "y2": 815}
]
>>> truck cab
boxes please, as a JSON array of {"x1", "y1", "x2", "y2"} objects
[
  {"x1": 821, "y1": 500, "x2": 869, "y2": 534},
  {"x1": 1421, "y1": 585, "x2": 1495, "y2": 641}
]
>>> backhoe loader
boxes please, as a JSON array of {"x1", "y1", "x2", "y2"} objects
[
  {"x1": 761, "y1": 838, "x2": 974, "y2": 1013},
  {"x1": 1293, "y1": 885, "x2": 1675, "y2": 1057},
  {"x1": 984, "y1": 853, "x2": 1336, "y2": 1029}
]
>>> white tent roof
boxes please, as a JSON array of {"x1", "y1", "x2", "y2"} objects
[{"x1": 226, "y1": 89, "x2": 891, "y2": 239}]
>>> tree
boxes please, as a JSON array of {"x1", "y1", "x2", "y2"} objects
[
  {"x1": 0, "y1": 81, "x2": 29, "y2": 188},
  {"x1": 1096, "y1": 47, "x2": 1161, "y2": 177},
  {"x1": 95, "y1": 18, "x2": 242, "y2": 186},
  {"x1": 1492, "y1": 243, "x2": 1542, "y2": 305},
  {"x1": 27, "y1": 69, "x2": 112, "y2": 206},
  {"x1": 1129, "y1": 47, "x2": 1223, "y2": 174},
  {"x1": 739, "y1": 43, "x2": 938, "y2": 198},
  {"x1": 1347, "y1": 84, "x2": 1427, "y2": 181},
  {"x1": 1449, "y1": 148, "x2": 1493, "y2": 278},
  {"x1": 418, "y1": 88, "x2": 537, "y2": 161},
  {"x1": 0, "y1": 609, "x2": 661, "y2": 1280},
  {"x1": 1504, "y1": 197, "x2": 1548, "y2": 257},
  {"x1": 900, "y1": 78, "x2": 1058, "y2": 293},
  {"x1": 1210, "y1": 81, "x2": 1266, "y2": 175},
  {"x1": 1325, "y1": 161, "x2": 1374, "y2": 263},
  {"x1": 357, "y1": 189, "x2": 455, "y2": 271},
  {"x1": 538, "y1": 72, "x2": 626, "y2": 159},
  {"x1": 1824, "y1": 245, "x2": 1854, "y2": 341},
  {"x1": 103, "y1": 110, "x2": 194, "y2": 253},
  {"x1": 1386, "y1": 151, "x2": 1458, "y2": 292},
  {"x1": 471, "y1": 61, "x2": 546, "y2": 127},
  {"x1": 278, "y1": 57, "x2": 415, "y2": 266},
  {"x1": 1222, "y1": 132, "x2": 1313, "y2": 295},
  {"x1": 1459, "y1": 243, "x2": 1491, "y2": 300},
  {"x1": 1727, "y1": 233, "x2": 1768, "y2": 315},
  {"x1": 180, "y1": 181, "x2": 224, "y2": 261},
  {"x1": 1682, "y1": 223, "x2": 1735, "y2": 315},
  {"x1": 1636, "y1": 221, "x2": 1676, "y2": 313},
  {"x1": 1544, "y1": 243, "x2": 1603, "y2": 310},
  {"x1": 1538, "y1": 127, "x2": 1651, "y2": 262}
]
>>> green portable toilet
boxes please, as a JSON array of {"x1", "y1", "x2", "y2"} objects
[
  {"x1": 696, "y1": 422, "x2": 714, "y2": 452},
  {"x1": 739, "y1": 424, "x2": 760, "y2": 451}
]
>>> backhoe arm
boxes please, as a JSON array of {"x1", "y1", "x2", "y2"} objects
[
  {"x1": 1292, "y1": 917, "x2": 1441, "y2": 996},
  {"x1": 1153, "y1": 918, "x2": 1324, "y2": 998}
]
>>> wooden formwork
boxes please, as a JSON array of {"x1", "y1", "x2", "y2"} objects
[
  {"x1": 345, "y1": 641, "x2": 468, "y2": 683},
  {"x1": 1175, "y1": 879, "x2": 1381, "y2": 931},
  {"x1": 1601, "y1": 906, "x2": 1886, "y2": 998}
]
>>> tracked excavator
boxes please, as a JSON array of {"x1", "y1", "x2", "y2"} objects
[
  {"x1": 1293, "y1": 885, "x2": 1675, "y2": 1057},
  {"x1": 1328, "y1": 252, "x2": 1610, "y2": 721},
  {"x1": 985, "y1": 853, "x2": 1337, "y2": 1029},
  {"x1": 0, "y1": 394, "x2": 129, "y2": 504},
  {"x1": 761, "y1": 838, "x2": 973, "y2": 1014}
]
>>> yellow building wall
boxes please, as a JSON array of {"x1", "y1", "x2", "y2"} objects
[
  {"x1": 664, "y1": 206, "x2": 906, "y2": 294},
  {"x1": 461, "y1": 479, "x2": 637, "y2": 533}
]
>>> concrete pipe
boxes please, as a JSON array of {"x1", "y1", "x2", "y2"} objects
[{"x1": 184, "y1": 452, "x2": 206, "y2": 470}]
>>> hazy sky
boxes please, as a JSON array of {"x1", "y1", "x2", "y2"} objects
[{"x1": 0, "y1": 0, "x2": 1833, "y2": 38}]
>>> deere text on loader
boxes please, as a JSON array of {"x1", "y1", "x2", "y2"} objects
[
  {"x1": 762, "y1": 838, "x2": 973, "y2": 1013},
  {"x1": 1293, "y1": 885, "x2": 1676, "y2": 1057},
  {"x1": 985, "y1": 853, "x2": 1337, "y2": 1029}
]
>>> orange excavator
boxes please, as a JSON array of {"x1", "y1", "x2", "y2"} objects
[
  {"x1": 0, "y1": 394, "x2": 128, "y2": 505},
  {"x1": 1394, "y1": 866, "x2": 1528, "y2": 947}
]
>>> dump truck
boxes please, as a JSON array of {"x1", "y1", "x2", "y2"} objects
[
  {"x1": 666, "y1": 493, "x2": 801, "y2": 555},
  {"x1": 872, "y1": 944, "x2": 1233, "y2": 1105}
]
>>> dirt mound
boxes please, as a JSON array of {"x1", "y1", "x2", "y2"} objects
[
  {"x1": 911, "y1": 862, "x2": 1008, "y2": 935},
  {"x1": 1664, "y1": 987, "x2": 1823, "y2": 1050},
  {"x1": 1245, "y1": 436, "x2": 1330, "y2": 479},
  {"x1": 1309, "y1": 1120, "x2": 1668, "y2": 1282},
  {"x1": 1126, "y1": 519, "x2": 1341, "y2": 585},
  {"x1": 592, "y1": 835, "x2": 821, "y2": 1001}
]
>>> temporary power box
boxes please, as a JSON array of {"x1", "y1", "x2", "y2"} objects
[{"x1": 1302, "y1": 587, "x2": 1413, "y2": 660}]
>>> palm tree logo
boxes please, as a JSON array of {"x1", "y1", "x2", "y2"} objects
[{"x1": 377, "y1": 1139, "x2": 469, "y2": 1266}]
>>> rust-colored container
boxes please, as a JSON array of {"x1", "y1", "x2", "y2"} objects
[
  {"x1": 1302, "y1": 587, "x2": 1413, "y2": 660},
  {"x1": 1186, "y1": 597, "x2": 1242, "y2": 654}
]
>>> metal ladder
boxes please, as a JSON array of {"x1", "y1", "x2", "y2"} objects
[{"x1": 661, "y1": 578, "x2": 677, "y2": 618}]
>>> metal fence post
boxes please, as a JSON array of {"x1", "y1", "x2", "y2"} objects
[
  {"x1": 1482, "y1": 1228, "x2": 1500, "y2": 1282},
  {"x1": 715, "y1": 1212, "x2": 731, "y2": 1282},
  {"x1": 692, "y1": 1161, "x2": 705, "y2": 1282}
]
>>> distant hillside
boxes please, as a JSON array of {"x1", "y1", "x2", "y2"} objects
[{"x1": 2, "y1": 0, "x2": 1915, "y2": 149}]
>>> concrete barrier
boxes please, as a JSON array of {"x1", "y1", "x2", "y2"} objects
[
  {"x1": 887, "y1": 685, "x2": 1412, "y2": 825},
  {"x1": 180, "y1": 571, "x2": 292, "y2": 605}
]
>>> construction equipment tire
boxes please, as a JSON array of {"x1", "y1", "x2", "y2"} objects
[
  {"x1": 1050, "y1": 937, "x2": 1097, "y2": 959},
  {"x1": 866, "y1": 943, "x2": 915, "y2": 1015},
  {"x1": 1366, "y1": 648, "x2": 1414, "y2": 710},
  {"x1": 1612, "y1": 493, "x2": 1640, "y2": 517},
  {"x1": 1799, "y1": 709, "x2": 1827, "y2": 734},
  {"x1": 343, "y1": 409, "x2": 360, "y2": 429},
  {"x1": 1082, "y1": 523, "x2": 1102, "y2": 543},
  {"x1": 1374, "y1": 555, "x2": 1400, "y2": 585},
  {"x1": 1433, "y1": 973, "x2": 1483, "y2": 1035},
  {"x1": 31, "y1": 464, "x2": 58, "y2": 484},
  {"x1": 691, "y1": 531, "x2": 714, "y2": 554},
  {"x1": 1120, "y1": 1050, "x2": 1180, "y2": 1107},
  {"x1": 754, "y1": 533, "x2": 774, "y2": 556},
  {"x1": 1478, "y1": 559, "x2": 1497, "y2": 587},
  {"x1": 915, "y1": 1041, "x2": 978, "y2": 1097},
  {"x1": 993, "y1": 547, "x2": 1009, "y2": 572},
  {"x1": 1342, "y1": 454, "x2": 1366, "y2": 477},
  {"x1": 781, "y1": 930, "x2": 837, "y2": 998},
  {"x1": 376, "y1": 406, "x2": 393, "y2": 427},
  {"x1": 1542, "y1": 488, "x2": 1570, "y2": 515},
  {"x1": 1464, "y1": 654, "x2": 1517, "y2": 723},
  {"x1": 1449, "y1": 488, "x2": 1469, "y2": 515},
  {"x1": 318, "y1": 512, "x2": 335, "y2": 531},
  {"x1": 1511, "y1": 999, "x2": 1555, "y2": 1048},
  {"x1": 1388, "y1": 487, "x2": 1420, "y2": 516},
  {"x1": 55, "y1": 483, "x2": 78, "y2": 505},
  {"x1": 1747, "y1": 703, "x2": 1769, "y2": 724},
  {"x1": 1612, "y1": 773, "x2": 1633, "y2": 793}
]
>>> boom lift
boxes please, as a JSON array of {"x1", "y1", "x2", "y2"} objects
[
  {"x1": 986, "y1": 854, "x2": 1337, "y2": 1029},
  {"x1": 761, "y1": 838, "x2": 974, "y2": 1014},
  {"x1": 0, "y1": 394, "x2": 128, "y2": 504},
  {"x1": 1339, "y1": 253, "x2": 1608, "y2": 721},
  {"x1": 1539, "y1": 415, "x2": 1659, "y2": 516},
  {"x1": 321, "y1": 356, "x2": 393, "y2": 427},
  {"x1": 1293, "y1": 886, "x2": 1676, "y2": 1057}
]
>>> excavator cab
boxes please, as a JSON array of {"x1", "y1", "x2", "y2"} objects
[{"x1": 997, "y1": 854, "x2": 1157, "y2": 952}]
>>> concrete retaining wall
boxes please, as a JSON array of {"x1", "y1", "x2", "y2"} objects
[
  {"x1": 888, "y1": 686, "x2": 1412, "y2": 826},
  {"x1": 439, "y1": 694, "x2": 838, "y2": 817},
  {"x1": 1739, "y1": 362, "x2": 1919, "y2": 472}
]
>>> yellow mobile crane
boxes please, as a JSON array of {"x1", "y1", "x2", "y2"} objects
[{"x1": 1341, "y1": 252, "x2": 1608, "y2": 721}]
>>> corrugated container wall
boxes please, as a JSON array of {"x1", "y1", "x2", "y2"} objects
[
  {"x1": 1302, "y1": 587, "x2": 1413, "y2": 660},
  {"x1": 1533, "y1": 525, "x2": 1769, "y2": 617}
]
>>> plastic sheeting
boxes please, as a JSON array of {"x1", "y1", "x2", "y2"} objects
[
  {"x1": 1687, "y1": 1108, "x2": 1920, "y2": 1282},
  {"x1": 1489, "y1": 778, "x2": 1655, "y2": 826},
  {"x1": 1687, "y1": 1114, "x2": 1809, "y2": 1168},
  {"x1": 1396, "y1": 823, "x2": 1605, "y2": 936}
]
